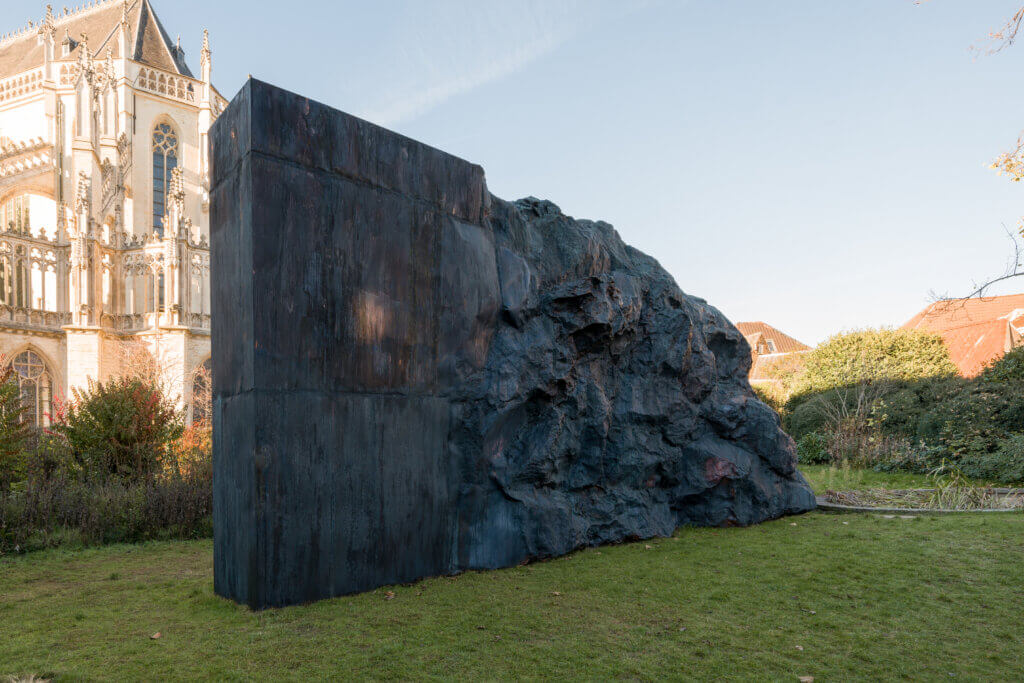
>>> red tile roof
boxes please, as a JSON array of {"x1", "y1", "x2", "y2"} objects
[
  {"x1": 735, "y1": 322, "x2": 811, "y2": 382},
  {"x1": 735, "y1": 322, "x2": 811, "y2": 355},
  {"x1": 902, "y1": 294, "x2": 1024, "y2": 377},
  {"x1": 749, "y1": 352, "x2": 808, "y2": 383}
]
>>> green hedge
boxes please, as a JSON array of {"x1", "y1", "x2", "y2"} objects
[
  {"x1": 783, "y1": 334, "x2": 1024, "y2": 484},
  {"x1": 791, "y1": 329, "x2": 956, "y2": 399}
]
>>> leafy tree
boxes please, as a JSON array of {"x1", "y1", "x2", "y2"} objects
[{"x1": 54, "y1": 377, "x2": 183, "y2": 481}]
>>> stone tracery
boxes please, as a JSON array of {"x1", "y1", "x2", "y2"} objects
[
  {"x1": 11, "y1": 349, "x2": 54, "y2": 427},
  {"x1": 0, "y1": 0, "x2": 222, "y2": 415}
]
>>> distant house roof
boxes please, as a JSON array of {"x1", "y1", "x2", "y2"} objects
[
  {"x1": 735, "y1": 322, "x2": 812, "y2": 383},
  {"x1": 735, "y1": 322, "x2": 812, "y2": 355},
  {"x1": 902, "y1": 294, "x2": 1024, "y2": 377},
  {"x1": 748, "y1": 352, "x2": 808, "y2": 383},
  {"x1": 0, "y1": 0, "x2": 192, "y2": 80}
]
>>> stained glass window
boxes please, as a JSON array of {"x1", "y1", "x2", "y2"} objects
[
  {"x1": 11, "y1": 350, "x2": 53, "y2": 427},
  {"x1": 152, "y1": 123, "x2": 179, "y2": 237}
]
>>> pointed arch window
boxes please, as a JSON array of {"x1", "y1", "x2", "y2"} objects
[
  {"x1": 152, "y1": 122, "x2": 179, "y2": 237},
  {"x1": 13, "y1": 258, "x2": 28, "y2": 308},
  {"x1": 11, "y1": 350, "x2": 53, "y2": 428},
  {"x1": 146, "y1": 271, "x2": 156, "y2": 313},
  {"x1": 158, "y1": 271, "x2": 165, "y2": 312},
  {"x1": 1, "y1": 195, "x2": 30, "y2": 234},
  {"x1": 0, "y1": 257, "x2": 10, "y2": 305}
]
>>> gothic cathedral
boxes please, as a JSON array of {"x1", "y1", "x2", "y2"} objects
[{"x1": 0, "y1": 1, "x2": 225, "y2": 425}]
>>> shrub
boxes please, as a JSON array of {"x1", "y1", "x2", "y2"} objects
[
  {"x1": 786, "y1": 379, "x2": 893, "y2": 440},
  {"x1": 869, "y1": 440, "x2": 944, "y2": 475},
  {"x1": 957, "y1": 433, "x2": 1024, "y2": 484},
  {"x1": 929, "y1": 381, "x2": 1024, "y2": 463},
  {"x1": 0, "y1": 374, "x2": 216, "y2": 555},
  {"x1": 980, "y1": 345, "x2": 1024, "y2": 383},
  {"x1": 168, "y1": 419, "x2": 212, "y2": 480},
  {"x1": 794, "y1": 421, "x2": 927, "y2": 471},
  {"x1": 0, "y1": 469, "x2": 212, "y2": 554},
  {"x1": 825, "y1": 425, "x2": 922, "y2": 470},
  {"x1": 54, "y1": 377, "x2": 183, "y2": 481},
  {"x1": 866, "y1": 376, "x2": 965, "y2": 442},
  {"x1": 786, "y1": 330, "x2": 1024, "y2": 485},
  {"x1": 786, "y1": 398, "x2": 831, "y2": 440},
  {"x1": 0, "y1": 363, "x2": 31, "y2": 490},
  {"x1": 792, "y1": 374, "x2": 1024, "y2": 481},
  {"x1": 791, "y1": 329, "x2": 956, "y2": 399},
  {"x1": 796, "y1": 432, "x2": 830, "y2": 464},
  {"x1": 0, "y1": 411, "x2": 213, "y2": 555},
  {"x1": 22, "y1": 431, "x2": 80, "y2": 483}
]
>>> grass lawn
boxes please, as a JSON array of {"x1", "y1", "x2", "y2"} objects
[{"x1": 3, "y1": 506, "x2": 1023, "y2": 680}]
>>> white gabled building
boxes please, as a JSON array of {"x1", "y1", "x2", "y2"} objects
[{"x1": 0, "y1": 1, "x2": 226, "y2": 424}]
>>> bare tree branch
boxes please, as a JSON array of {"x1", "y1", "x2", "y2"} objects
[
  {"x1": 929, "y1": 225, "x2": 1024, "y2": 310},
  {"x1": 963, "y1": 224, "x2": 1023, "y2": 297},
  {"x1": 912, "y1": 4, "x2": 1024, "y2": 304},
  {"x1": 976, "y1": 6, "x2": 1024, "y2": 55}
]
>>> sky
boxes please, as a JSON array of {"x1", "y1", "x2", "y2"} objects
[{"x1": 7, "y1": 0, "x2": 1024, "y2": 345}]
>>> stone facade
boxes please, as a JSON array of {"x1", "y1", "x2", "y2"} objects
[{"x1": 0, "y1": 1, "x2": 223, "y2": 423}]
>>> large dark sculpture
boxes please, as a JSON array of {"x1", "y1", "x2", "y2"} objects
[{"x1": 211, "y1": 79, "x2": 815, "y2": 609}]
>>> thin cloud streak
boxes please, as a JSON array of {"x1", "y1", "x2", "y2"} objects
[{"x1": 357, "y1": 0, "x2": 654, "y2": 126}]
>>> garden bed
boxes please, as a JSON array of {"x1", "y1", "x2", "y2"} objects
[{"x1": 818, "y1": 488, "x2": 1024, "y2": 514}]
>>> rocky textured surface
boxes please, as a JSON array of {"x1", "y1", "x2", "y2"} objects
[
  {"x1": 452, "y1": 196, "x2": 815, "y2": 570},
  {"x1": 211, "y1": 79, "x2": 814, "y2": 609}
]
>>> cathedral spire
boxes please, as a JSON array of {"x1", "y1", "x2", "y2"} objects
[
  {"x1": 119, "y1": 0, "x2": 132, "y2": 59},
  {"x1": 200, "y1": 29, "x2": 212, "y2": 85},
  {"x1": 197, "y1": 28, "x2": 214, "y2": 202},
  {"x1": 38, "y1": 5, "x2": 56, "y2": 39},
  {"x1": 200, "y1": 29, "x2": 211, "y2": 68},
  {"x1": 38, "y1": 5, "x2": 57, "y2": 76},
  {"x1": 79, "y1": 32, "x2": 91, "y2": 65}
]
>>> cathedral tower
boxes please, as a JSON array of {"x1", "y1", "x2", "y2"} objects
[{"x1": 0, "y1": 1, "x2": 224, "y2": 423}]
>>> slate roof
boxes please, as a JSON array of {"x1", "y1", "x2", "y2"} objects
[
  {"x1": 902, "y1": 293, "x2": 1024, "y2": 377},
  {"x1": 0, "y1": 1, "x2": 192, "y2": 80}
]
